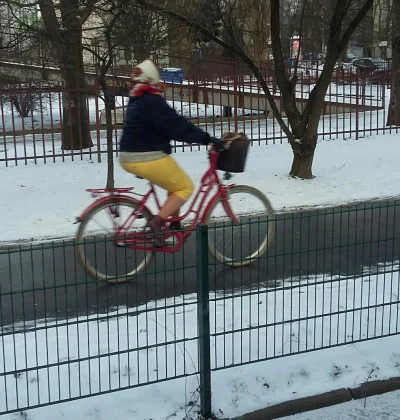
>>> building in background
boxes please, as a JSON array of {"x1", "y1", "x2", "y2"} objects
[
  {"x1": 0, "y1": 1, "x2": 40, "y2": 59},
  {"x1": 371, "y1": 0, "x2": 392, "y2": 58}
]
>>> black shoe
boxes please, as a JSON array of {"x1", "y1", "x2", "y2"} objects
[
  {"x1": 168, "y1": 221, "x2": 188, "y2": 244},
  {"x1": 169, "y1": 221, "x2": 183, "y2": 232},
  {"x1": 146, "y1": 215, "x2": 166, "y2": 247}
]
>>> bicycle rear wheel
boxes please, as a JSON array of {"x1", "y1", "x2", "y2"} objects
[
  {"x1": 76, "y1": 197, "x2": 153, "y2": 284},
  {"x1": 204, "y1": 185, "x2": 275, "y2": 266}
]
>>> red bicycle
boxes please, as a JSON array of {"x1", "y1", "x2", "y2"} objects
[{"x1": 75, "y1": 147, "x2": 275, "y2": 283}]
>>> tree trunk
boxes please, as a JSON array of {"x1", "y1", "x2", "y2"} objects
[
  {"x1": 102, "y1": 86, "x2": 115, "y2": 189},
  {"x1": 58, "y1": 0, "x2": 92, "y2": 151},
  {"x1": 386, "y1": 0, "x2": 400, "y2": 126},
  {"x1": 105, "y1": 106, "x2": 115, "y2": 189},
  {"x1": 289, "y1": 151, "x2": 314, "y2": 179},
  {"x1": 61, "y1": 44, "x2": 93, "y2": 150},
  {"x1": 387, "y1": 72, "x2": 400, "y2": 126},
  {"x1": 12, "y1": 97, "x2": 23, "y2": 117},
  {"x1": 289, "y1": 127, "x2": 318, "y2": 179},
  {"x1": 61, "y1": 84, "x2": 92, "y2": 150},
  {"x1": 37, "y1": 0, "x2": 93, "y2": 150}
]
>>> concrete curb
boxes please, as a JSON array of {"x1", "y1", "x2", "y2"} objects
[
  {"x1": 1, "y1": 196, "x2": 399, "y2": 249},
  {"x1": 350, "y1": 377, "x2": 400, "y2": 400},
  {"x1": 219, "y1": 376, "x2": 400, "y2": 420}
]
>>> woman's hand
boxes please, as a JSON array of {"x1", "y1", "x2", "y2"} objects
[{"x1": 208, "y1": 137, "x2": 225, "y2": 151}]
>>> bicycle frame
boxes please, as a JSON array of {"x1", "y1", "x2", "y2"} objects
[{"x1": 79, "y1": 148, "x2": 239, "y2": 253}]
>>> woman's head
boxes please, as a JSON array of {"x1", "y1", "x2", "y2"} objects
[{"x1": 132, "y1": 59, "x2": 161, "y2": 85}]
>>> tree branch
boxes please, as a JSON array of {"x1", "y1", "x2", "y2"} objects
[
  {"x1": 137, "y1": 0, "x2": 293, "y2": 139},
  {"x1": 270, "y1": 0, "x2": 301, "y2": 129},
  {"x1": 6, "y1": 0, "x2": 39, "y2": 8},
  {"x1": 37, "y1": 0, "x2": 63, "y2": 43},
  {"x1": 80, "y1": 0, "x2": 100, "y2": 24},
  {"x1": 5, "y1": 4, "x2": 50, "y2": 39},
  {"x1": 337, "y1": 0, "x2": 374, "y2": 55},
  {"x1": 298, "y1": 0, "x2": 373, "y2": 134},
  {"x1": 292, "y1": 0, "x2": 307, "y2": 83}
]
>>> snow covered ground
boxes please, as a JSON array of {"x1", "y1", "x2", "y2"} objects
[
  {"x1": 1, "y1": 269, "x2": 399, "y2": 418},
  {"x1": 282, "y1": 390, "x2": 400, "y2": 419},
  {"x1": 0, "y1": 133, "x2": 400, "y2": 243}
]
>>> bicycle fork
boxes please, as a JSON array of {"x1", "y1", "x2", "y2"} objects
[{"x1": 221, "y1": 189, "x2": 240, "y2": 224}]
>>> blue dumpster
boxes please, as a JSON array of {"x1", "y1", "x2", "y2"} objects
[{"x1": 160, "y1": 67, "x2": 184, "y2": 83}]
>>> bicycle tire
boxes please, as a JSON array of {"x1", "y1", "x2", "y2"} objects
[
  {"x1": 76, "y1": 197, "x2": 153, "y2": 284},
  {"x1": 203, "y1": 185, "x2": 276, "y2": 266}
]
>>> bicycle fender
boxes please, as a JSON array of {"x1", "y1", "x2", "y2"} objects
[{"x1": 76, "y1": 194, "x2": 151, "y2": 223}]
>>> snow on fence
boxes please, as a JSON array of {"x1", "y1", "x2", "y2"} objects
[{"x1": 0, "y1": 67, "x2": 393, "y2": 167}]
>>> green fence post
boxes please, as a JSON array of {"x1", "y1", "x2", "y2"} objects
[{"x1": 196, "y1": 223, "x2": 212, "y2": 419}]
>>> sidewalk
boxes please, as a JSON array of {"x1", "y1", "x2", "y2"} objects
[
  {"x1": 281, "y1": 389, "x2": 400, "y2": 419},
  {"x1": 2, "y1": 134, "x2": 400, "y2": 242}
]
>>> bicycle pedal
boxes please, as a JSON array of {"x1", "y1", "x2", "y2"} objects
[
  {"x1": 154, "y1": 241, "x2": 178, "y2": 252},
  {"x1": 149, "y1": 232, "x2": 185, "y2": 249},
  {"x1": 115, "y1": 240, "x2": 131, "y2": 248},
  {"x1": 116, "y1": 242, "x2": 127, "y2": 248},
  {"x1": 165, "y1": 232, "x2": 187, "y2": 244}
]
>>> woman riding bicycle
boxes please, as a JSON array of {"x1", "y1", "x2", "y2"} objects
[{"x1": 119, "y1": 59, "x2": 223, "y2": 242}]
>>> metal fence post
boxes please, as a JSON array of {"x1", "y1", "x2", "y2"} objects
[
  {"x1": 355, "y1": 69, "x2": 360, "y2": 140},
  {"x1": 196, "y1": 223, "x2": 212, "y2": 419}
]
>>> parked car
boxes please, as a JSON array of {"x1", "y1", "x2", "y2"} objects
[
  {"x1": 343, "y1": 53, "x2": 357, "y2": 63},
  {"x1": 352, "y1": 57, "x2": 391, "y2": 83}
]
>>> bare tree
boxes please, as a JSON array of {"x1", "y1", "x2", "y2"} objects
[
  {"x1": 1, "y1": 0, "x2": 97, "y2": 150},
  {"x1": 111, "y1": 3, "x2": 169, "y2": 64},
  {"x1": 387, "y1": 0, "x2": 400, "y2": 126},
  {"x1": 0, "y1": 7, "x2": 60, "y2": 120},
  {"x1": 0, "y1": 80, "x2": 57, "y2": 117},
  {"x1": 38, "y1": 0, "x2": 96, "y2": 151},
  {"x1": 81, "y1": 0, "x2": 172, "y2": 188},
  {"x1": 372, "y1": 0, "x2": 393, "y2": 58},
  {"x1": 82, "y1": 1, "x2": 129, "y2": 189},
  {"x1": 0, "y1": 6, "x2": 42, "y2": 61},
  {"x1": 138, "y1": 0, "x2": 374, "y2": 179}
]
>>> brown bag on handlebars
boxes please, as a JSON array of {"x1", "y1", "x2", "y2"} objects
[{"x1": 217, "y1": 132, "x2": 251, "y2": 173}]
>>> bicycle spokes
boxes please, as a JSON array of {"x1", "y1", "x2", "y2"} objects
[
  {"x1": 115, "y1": 208, "x2": 143, "y2": 237},
  {"x1": 221, "y1": 193, "x2": 240, "y2": 224}
]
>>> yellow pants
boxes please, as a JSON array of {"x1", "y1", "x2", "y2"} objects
[{"x1": 120, "y1": 156, "x2": 194, "y2": 201}]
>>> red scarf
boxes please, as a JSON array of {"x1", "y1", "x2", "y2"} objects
[{"x1": 129, "y1": 82, "x2": 166, "y2": 97}]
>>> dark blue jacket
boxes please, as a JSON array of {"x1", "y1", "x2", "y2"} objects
[{"x1": 119, "y1": 93, "x2": 211, "y2": 154}]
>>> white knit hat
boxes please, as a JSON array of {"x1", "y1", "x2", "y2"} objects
[{"x1": 132, "y1": 59, "x2": 161, "y2": 84}]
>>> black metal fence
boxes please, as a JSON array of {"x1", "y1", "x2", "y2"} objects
[
  {"x1": 0, "y1": 200, "x2": 400, "y2": 417},
  {"x1": 1, "y1": 64, "x2": 397, "y2": 167}
]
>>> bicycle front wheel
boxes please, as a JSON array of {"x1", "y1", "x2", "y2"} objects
[
  {"x1": 76, "y1": 197, "x2": 153, "y2": 284},
  {"x1": 204, "y1": 185, "x2": 275, "y2": 266}
]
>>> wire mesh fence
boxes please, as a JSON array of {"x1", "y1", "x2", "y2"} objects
[
  {"x1": 208, "y1": 202, "x2": 400, "y2": 370},
  {"x1": 0, "y1": 201, "x2": 400, "y2": 416},
  {"x1": 0, "y1": 236, "x2": 199, "y2": 415}
]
